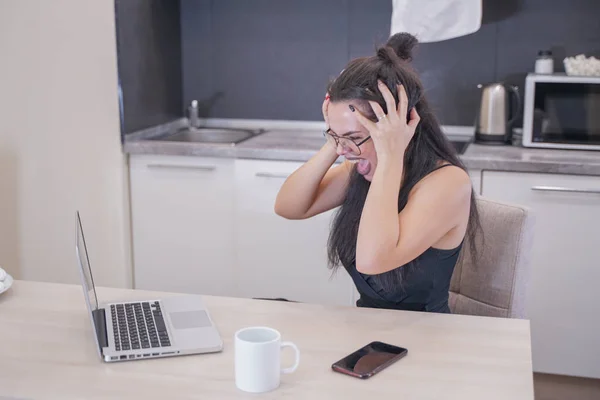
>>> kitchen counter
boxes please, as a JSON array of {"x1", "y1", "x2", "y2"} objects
[{"x1": 123, "y1": 119, "x2": 600, "y2": 176}]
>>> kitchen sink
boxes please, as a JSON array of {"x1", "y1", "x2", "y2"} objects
[{"x1": 153, "y1": 127, "x2": 266, "y2": 145}]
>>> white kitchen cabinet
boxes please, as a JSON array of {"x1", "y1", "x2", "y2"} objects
[
  {"x1": 234, "y1": 159, "x2": 355, "y2": 306},
  {"x1": 481, "y1": 171, "x2": 600, "y2": 379},
  {"x1": 129, "y1": 155, "x2": 237, "y2": 297}
]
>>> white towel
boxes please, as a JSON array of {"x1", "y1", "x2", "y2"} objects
[{"x1": 390, "y1": 0, "x2": 482, "y2": 43}]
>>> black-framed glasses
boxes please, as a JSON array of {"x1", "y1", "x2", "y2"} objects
[{"x1": 323, "y1": 129, "x2": 371, "y2": 155}]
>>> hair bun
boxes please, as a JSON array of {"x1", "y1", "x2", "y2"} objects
[{"x1": 385, "y1": 32, "x2": 418, "y2": 62}]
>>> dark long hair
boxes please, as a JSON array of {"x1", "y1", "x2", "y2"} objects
[{"x1": 326, "y1": 33, "x2": 481, "y2": 286}]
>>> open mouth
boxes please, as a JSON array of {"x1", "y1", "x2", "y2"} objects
[{"x1": 346, "y1": 157, "x2": 371, "y2": 176}]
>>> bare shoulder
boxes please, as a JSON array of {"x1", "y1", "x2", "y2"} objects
[
  {"x1": 404, "y1": 164, "x2": 472, "y2": 248},
  {"x1": 410, "y1": 164, "x2": 472, "y2": 200}
]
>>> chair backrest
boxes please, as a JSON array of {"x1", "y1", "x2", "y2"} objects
[{"x1": 449, "y1": 196, "x2": 535, "y2": 318}]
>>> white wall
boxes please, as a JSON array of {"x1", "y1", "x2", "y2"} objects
[{"x1": 0, "y1": 0, "x2": 131, "y2": 288}]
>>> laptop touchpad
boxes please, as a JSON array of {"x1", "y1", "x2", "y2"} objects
[{"x1": 169, "y1": 310, "x2": 212, "y2": 329}]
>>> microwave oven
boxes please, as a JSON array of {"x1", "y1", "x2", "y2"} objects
[{"x1": 522, "y1": 73, "x2": 600, "y2": 150}]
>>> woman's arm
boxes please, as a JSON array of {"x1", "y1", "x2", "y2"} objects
[
  {"x1": 352, "y1": 82, "x2": 471, "y2": 274},
  {"x1": 274, "y1": 95, "x2": 350, "y2": 220},
  {"x1": 356, "y1": 163, "x2": 472, "y2": 274},
  {"x1": 274, "y1": 144, "x2": 350, "y2": 220}
]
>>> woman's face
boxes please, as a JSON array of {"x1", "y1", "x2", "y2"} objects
[{"x1": 327, "y1": 101, "x2": 377, "y2": 181}]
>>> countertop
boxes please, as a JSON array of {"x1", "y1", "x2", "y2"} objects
[
  {"x1": 123, "y1": 119, "x2": 600, "y2": 176},
  {"x1": 0, "y1": 280, "x2": 534, "y2": 399}
]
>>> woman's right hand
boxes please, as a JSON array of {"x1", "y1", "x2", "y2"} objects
[
  {"x1": 322, "y1": 93, "x2": 330, "y2": 128},
  {"x1": 321, "y1": 93, "x2": 338, "y2": 155},
  {"x1": 321, "y1": 93, "x2": 337, "y2": 156}
]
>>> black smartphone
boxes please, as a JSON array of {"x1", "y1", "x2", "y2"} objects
[{"x1": 331, "y1": 341, "x2": 408, "y2": 379}]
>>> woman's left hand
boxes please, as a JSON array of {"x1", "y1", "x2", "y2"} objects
[{"x1": 353, "y1": 80, "x2": 420, "y2": 166}]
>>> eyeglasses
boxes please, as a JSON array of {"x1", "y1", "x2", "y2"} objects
[{"x1": 323, "y1": 129, "x2": 371, "y2": 155}]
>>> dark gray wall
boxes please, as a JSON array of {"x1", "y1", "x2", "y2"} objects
[
  {"x1": 115, "y1": 0, "x2": 183, "y2": 134},
  {"x1": 180, "y1": 0, "x2": 600, "y2": 126}
]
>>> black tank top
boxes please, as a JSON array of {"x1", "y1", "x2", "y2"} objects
[{"x1": 346, "y1": 163, "x2": 463, "y2": 314}]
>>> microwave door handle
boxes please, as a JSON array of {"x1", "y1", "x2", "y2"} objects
[{"x1": 507, "y1": 85, "x2": 521, "y2": 126}]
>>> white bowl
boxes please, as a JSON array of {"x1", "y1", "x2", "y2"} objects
[{"x1": 0, "y1": 273, "x2": 13, "y2": 295}]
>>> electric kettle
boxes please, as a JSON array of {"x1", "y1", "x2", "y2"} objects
[{"x1": 474, "y1": 83, "x2": 521, "y2": 144}]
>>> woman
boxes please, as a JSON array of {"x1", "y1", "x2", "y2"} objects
[{"x1": 274, "y1": 33, "x2": 480, "y2": 313}]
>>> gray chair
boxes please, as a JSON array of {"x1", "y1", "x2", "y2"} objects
[{"x1": 449, "y1": 196, "x2": 535, "y2": 318}]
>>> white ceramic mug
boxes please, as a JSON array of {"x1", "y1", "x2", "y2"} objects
[{"x1": 234, "y1": 326, "x2": 300, "y2": 393}]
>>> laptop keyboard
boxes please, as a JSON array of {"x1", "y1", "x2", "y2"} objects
[{"x1": 110, "y1": 301, "x2": 171, "y2": 352}]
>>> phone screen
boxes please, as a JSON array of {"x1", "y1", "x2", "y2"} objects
[{"x1": 332, "y1": 341, "x2": 408, "y2": 379}]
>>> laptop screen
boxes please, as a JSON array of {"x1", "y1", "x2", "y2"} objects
[
  {"x1": 76, "y1": 212, "x2": 99, "y2": 312},
  {"x1": 76, "y1": 211, "x2": 105, "y2": 358}
]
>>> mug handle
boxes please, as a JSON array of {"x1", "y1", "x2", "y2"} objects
[{"x1": 280, "y1": 341, "x2": 300, "y2": 374}]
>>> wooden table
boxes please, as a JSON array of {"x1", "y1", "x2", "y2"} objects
[{"x1": 0, "y1": 281, "x2": 534, "y2": 399}]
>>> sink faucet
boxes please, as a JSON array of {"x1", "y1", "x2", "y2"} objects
[{"x1": 188, "y1": 100, "x2": 200, "y2": 128}]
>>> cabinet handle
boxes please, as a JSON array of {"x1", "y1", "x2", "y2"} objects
[
  {"x1": 147, "y1": 164, "x2": 216, "y2": 172},
  {"x1": 255, "y1": 172, "x2": 290, "y2": 179},
  {"x1": 531, "y1": 185, "x2": 600, "y2": 195}
]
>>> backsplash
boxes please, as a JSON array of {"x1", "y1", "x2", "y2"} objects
[
  {"x1": 180, "y1": 0, "x2": 600, "y2": 126},
  {"x1": 115, "y1": 0, "x2": 183, "y2": 135},
  {"x1": 116, "y1": 0, "x2": 600, "y2": 133}
]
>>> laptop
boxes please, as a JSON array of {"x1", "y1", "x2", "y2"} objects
[{"x1": 75, "y1": 211, "x2": 223, "y2": 362}]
